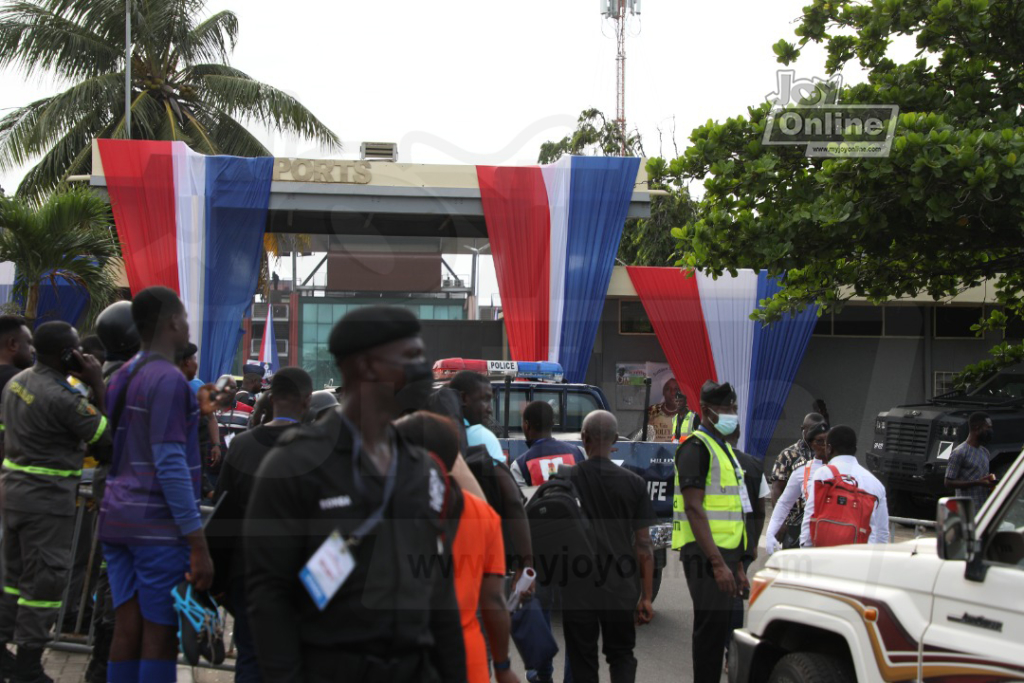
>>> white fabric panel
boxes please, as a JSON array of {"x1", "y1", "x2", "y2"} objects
[
  {"x1": 696, "y1": 269, "x2": 759, "y2": 451},
  {"x1": 0, "y1": 262, "x2": 16, "y2": 286},
  {"x1": 173, "y1": 142, "x2": 207, "y2": 369},
  {"x1": 260, "y1": 305, "x2": 273, "y2": 361},
  {"x1": 541, "y1": 155, "x2": 572, "y2": 363}
]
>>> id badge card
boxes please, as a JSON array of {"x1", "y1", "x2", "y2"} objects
[
  {"x1": 299, "y1": 530, "x2": 355, "y2": 611},
  {"x1": 738, "y1": 483, "x2": 754, "y2": 514}
]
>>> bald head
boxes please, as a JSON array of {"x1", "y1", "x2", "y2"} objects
[{"x1": 581, "y1": 410, "x2": 618, "y2": 459}]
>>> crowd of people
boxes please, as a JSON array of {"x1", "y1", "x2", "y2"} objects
[{"x1": 0, "y1": 287, "x2": 1001, "y2": 683}]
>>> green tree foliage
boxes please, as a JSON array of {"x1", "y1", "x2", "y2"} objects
[
  {"x1": 538, "y1": 109, "x2": 694, "y2": 266},
  {"x1": 665, "y1": 0, "x2": 1024, "y2": 386},
  {"x1": 0, "y1": 0, "x2": 340, "y2": 198},
  {"x1": 0, "y1": 187, "x2": 122, "y2": 324}
]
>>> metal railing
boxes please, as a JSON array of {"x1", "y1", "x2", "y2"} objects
[
  {"x1": 3, "y1": 481, "x2": 237, "y2": 672},
  {"x1": 888, "y1": 515, "x2": 937, "y2": 541}
]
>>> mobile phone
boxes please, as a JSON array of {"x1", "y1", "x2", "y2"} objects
[
  {"x1": 61, "y1": 348, "x2": 83, "y2": 373},
  {"x1": 215, "y1": 375, "x2": 232, "y2": 392}
]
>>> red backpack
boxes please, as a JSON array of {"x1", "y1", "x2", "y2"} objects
[{"x1": 809, "y1": 465, "x2": 878, "y2": 547}]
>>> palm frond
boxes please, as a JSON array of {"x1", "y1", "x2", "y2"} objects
[
  {"x1": 180, "y1": 10, "x2": 237, "y2": 65},
  {"x1": 15, "y1": 103, "x2": 113, "y2": 198},
  {"x1": 0, "y1": 1, "x2": 120, "y2": 81},
  {"x1": 189, "y1": 103, "x2": 270, "y2": 157},
  {"x1": 186, "y1": 67, "x2": 341, "y2": 151}
]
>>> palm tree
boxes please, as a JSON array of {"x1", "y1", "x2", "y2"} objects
[
  {"x1": 0, "y1": 0, "x2": 340, "y2": 198},
  {"x1": 0, "y1": 187, "x2": 122, "y2": 325}
]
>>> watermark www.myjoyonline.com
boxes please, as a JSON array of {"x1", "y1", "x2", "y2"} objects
[{"x1": 762, "y1": 70, "x2": 899, "y2": 158}]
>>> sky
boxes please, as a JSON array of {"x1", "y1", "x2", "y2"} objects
[{"x1": 0, "y1": 0, "x2": 916, "y2": 299}]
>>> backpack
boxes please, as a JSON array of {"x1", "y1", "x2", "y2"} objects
[
  {"x1": 525, "y1": 466, "x2": 596, "y2": 586},
  {"x1": 809, "y1": 465, "x2": 878, "y2": 547}
]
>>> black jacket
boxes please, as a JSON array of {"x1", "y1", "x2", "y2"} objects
[{"x1": 244, "y1": 407, "x2": 466, "y2": 683}]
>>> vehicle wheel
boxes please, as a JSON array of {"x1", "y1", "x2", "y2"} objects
[
  {"x1": 652, "y1": 565, "x2": 663, "y2": 602},
  {"x1": 768, "y1": 652, "x2": 854, "y2": 683}
]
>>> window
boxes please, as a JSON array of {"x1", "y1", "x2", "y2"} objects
[
  {"x1": 885, "y1": 306, "x2": 926, "y2": 337},
  {"x1": 491, "y1": 387, "x2": 529, "y2": 432},
  {"x1": 533, "y1": 390, "x2": 563, "y2": 428},
  {"x1": 935, "y1": 306, "x2": 984, "y2": 339},
  {"x1": 252, "y1": 302, "x2": 290, "y2": 320},
  {"x1": 565, "y1": 392, "x2": 602, "y2": 433},
  {"x1": 813, "y1": 312, "x2": 833, "y2": 336},
  {"x1": 934, "y1": 371, "x2": 958, "y2": 397},
  {"x1": 983, "y1": 479, "x2": 1024, "y2": 567},
  {"x1": 250, "y1": 339, "x2": 288, "y2": 357},
  {"x1": 619, "y1": 300, "x2": 655, "y2": 335},
  {"x1": 833, "y1": 305, "x2": 883, "y2": 336}
]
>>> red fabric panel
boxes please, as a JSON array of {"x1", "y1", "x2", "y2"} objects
[
  {"x1": 476, "y1": 166, "x2": 550, "y2": 361},
  {"x1": 627, "y1": 266, "x2": 717, "y2": 417},
  {"x1": 97, "y1": 139, "x2": 179, "y2": 294}
]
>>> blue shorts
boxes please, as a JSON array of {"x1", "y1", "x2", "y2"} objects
[{"x1": 103, "y1": 543, "x2": 190, "y2": 626}]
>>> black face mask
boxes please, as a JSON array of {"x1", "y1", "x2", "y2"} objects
[
  {"x1": 394, "y1": 360, "x2": 434, "y2": 414},
  {"x1": 978, "y1": 430, "x2": 993, "y2": 446}
]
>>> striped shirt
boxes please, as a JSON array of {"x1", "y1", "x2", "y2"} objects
[{"x1": 946, "y1": 442, "x2": 991, "y2": 511}]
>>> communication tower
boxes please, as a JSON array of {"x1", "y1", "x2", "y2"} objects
[{"x1": 601, "y1": 0, "x2": 641, "y2": 155}]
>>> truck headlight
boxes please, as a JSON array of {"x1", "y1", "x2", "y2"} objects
[
  {"x1": 749, "y1": 575, "x2": 775, "y2": 607},
  {"x1": 875, "y1": 420, "x2": 886, "y2": 432}
]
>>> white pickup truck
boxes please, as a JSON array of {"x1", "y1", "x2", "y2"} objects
[{"x1": 730, "y1": 450, "x2": 1024, "y2": 683}]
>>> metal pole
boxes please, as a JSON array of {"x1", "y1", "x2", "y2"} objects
[
  {"x1": 503, "y1": 376, "x2": 512, "y2": 439},
  {"x1": 640, "y1": 377, "x2": 652, "y2": 442},
  {"x1": 124, "y1": 0, "x2": 131, "y2": 138}
]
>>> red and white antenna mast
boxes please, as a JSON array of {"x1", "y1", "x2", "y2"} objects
[{"x1": 602, "y1": 0, "x2": 640, "y2": 155}]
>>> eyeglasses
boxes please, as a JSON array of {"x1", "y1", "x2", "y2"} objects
[{"x1": 811, "y1": 437, "x2": 828, "y2": 447}]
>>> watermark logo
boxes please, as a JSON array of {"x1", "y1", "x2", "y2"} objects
[{"x1": 762, "y1": 70, "x2": 899, "y2": 158}]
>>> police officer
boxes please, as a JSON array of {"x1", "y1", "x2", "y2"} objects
[
  {"x1": 0, "y1": 321, "x2": 112, "y2": 682},
  {"x1": 85, "y1": 301, "x2": 141, "y2": 683},
  {"x1": 670, "y1": 390, "x2": 698, "y2": 444},
  {"x1": 245, "y1": 306, "x2": 465, "y2": 683},
  {"x1": 672, "y1": 380, "x2": 750, "y2": 683}
]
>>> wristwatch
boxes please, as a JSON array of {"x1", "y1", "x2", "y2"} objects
[{"x1": 493, "y1": 659, "x2": 511, "y2": 671}]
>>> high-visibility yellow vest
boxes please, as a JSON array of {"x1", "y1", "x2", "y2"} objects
[
  {"x1": 672, "y1": 429, "x2": 747, "y2": 551},
  {"x1": 671, "y1": 411, "x2": 698, "y2": 443}
]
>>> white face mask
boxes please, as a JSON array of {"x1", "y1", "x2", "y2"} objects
[{"x1": 707, "y1": 407, "x2": 739, "y2": 436}]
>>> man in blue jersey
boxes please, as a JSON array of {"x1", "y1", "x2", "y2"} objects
[{"x1": 510, "y1": 401, "x2": 585, "y2": 487}]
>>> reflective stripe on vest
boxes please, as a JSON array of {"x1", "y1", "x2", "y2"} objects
[
  {"x1": 672, "y1": 430, "x2": 747, "y2": 551},
  {"x1": 671, "y1": 411, "x2": 697, "y2": 443},
  {"x1": 2, "y1": 458, "x2": 83, "y2": 478}
]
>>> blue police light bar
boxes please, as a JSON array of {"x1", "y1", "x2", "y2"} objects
[{"x1": 484, "y1": 360, "x2": 564, "y2": 383}]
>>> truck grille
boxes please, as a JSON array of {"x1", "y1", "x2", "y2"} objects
[{"x1": 885, "y1": 421, "x2": 930, "y2": 458}]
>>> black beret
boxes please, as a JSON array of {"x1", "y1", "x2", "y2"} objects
[
  {"x1": 700, "y1": 380, "x2": 737, "y2": 406},
  {"x1": 329, "y1": 305, "x2": 422, "y2": 360},
  {"x1": 242, "y1": 363, "x2": 264, "y2": 376},
  {"x1": 182, "y1": 342, "x2": 198, "y2": 359}
]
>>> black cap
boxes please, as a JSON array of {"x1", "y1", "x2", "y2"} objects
[
  {"x1": 700, "y1": 380, "x2": 736, "y2": 406},
  {"x1": 329, "y1": 306, "x2": 421, "y2": 360},
  {"x1": 806, "y1": 422, "x2": 830, "y2": 441},
  {"x1": 182, "y1": 343, "x2": 198, "y2": 359}
]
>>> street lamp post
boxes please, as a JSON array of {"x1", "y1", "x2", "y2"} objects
[{"x1": 125, "y1": 0, "x2": 131, "y2": 138}]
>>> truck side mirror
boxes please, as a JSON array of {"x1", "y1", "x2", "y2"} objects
[
  {"x1": 936, "y1": 497, "x2": 975, "y2": 561},
  {"x1": 936, "y1": 497, "x2": 987, "y2": 582}
]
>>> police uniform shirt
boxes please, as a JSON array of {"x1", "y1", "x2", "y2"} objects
[
  {"x1": 674, "y1": 427, "x2": 748, "y2": 564},
  {"x1": 1, "y1": 365, "x2": 111, "y2": 516},
  {"x1": 244, "y1": 409, "x2": 466, "y2": 683}
]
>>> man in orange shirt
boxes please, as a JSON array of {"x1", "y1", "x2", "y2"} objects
[{"x1": 396, "y1": 412, "x2": 519, "y2": 683}]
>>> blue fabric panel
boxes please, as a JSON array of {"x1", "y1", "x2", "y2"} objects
[
  {"x1": 199, "y1": 156, "x2": 274, "y2": 382},
  {"x1": 18, "y1": 273, "x2": 91, "y2": 328},
  {"x1": 746, "y1": 271, "x2": 818, "y2": 460},
  {"x1": 559, "y1": 156, "x2": 640, "y2": 382}
]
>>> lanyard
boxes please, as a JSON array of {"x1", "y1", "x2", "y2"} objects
[
  {"x1": 272, "y1": 417, "x2": 300, "y2": 424},
  {"x1": 338, "y1": 414, "x2": 399, "y2": 546}
]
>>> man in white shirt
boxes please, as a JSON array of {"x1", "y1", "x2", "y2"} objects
[
  {"x1": 765, "y1": 424, "x2": 830, "y2": 555},
  {"x1": 800, "y1": 425, "x2": 890, "y2": 547}
]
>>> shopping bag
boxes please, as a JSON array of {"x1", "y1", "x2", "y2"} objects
[{"x1": 510, "y1": 596, "x2": 559, "y2": 671}]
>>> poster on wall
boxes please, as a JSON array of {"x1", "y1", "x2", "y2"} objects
[{"x1": 614, "y1": 362, "x2": 688, "y2": 442}]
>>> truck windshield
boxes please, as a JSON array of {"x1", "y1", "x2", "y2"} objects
[{"x1": 969, "y1": 374, "x2": 1024, "y2": 401}]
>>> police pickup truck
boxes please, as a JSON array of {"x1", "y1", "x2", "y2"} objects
[
  {"x1": 729, "y1": 447, "x2": 1024, "y2": 683},
  {"x1": 433, "y1": 358, "x2": 677, "y2": 596},
  {"x1": 867, "y1": 370, "x2": 1024, "y2": 515}
]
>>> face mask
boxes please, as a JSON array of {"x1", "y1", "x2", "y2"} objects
[
  {"x1": 978, "y1": 430, "x2": 993, "y2": 446},
  {"x1": 707, "y1": 407, "x2": 739, "y2": 436},
  {"x1": 394, "y1": 360, "x2": 434, "y2": 414}
]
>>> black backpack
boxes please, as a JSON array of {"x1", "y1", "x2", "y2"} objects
[{"x1": 525, "y1": 467, "x2": 596, "y2": 586}]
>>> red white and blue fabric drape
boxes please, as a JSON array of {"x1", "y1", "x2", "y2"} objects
[
  {"x1": 627, "y1": 267, "x2": 817, "y2": 459},
  {"x1": 477, "y1": 156, "x2": 640, "y2": 383},
  {"x1": 97, "y1": 139, "x2": 274, "y2": 382},
  {"x1": 258, "y1": 301, "x2": 279, "y2": 374}
]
